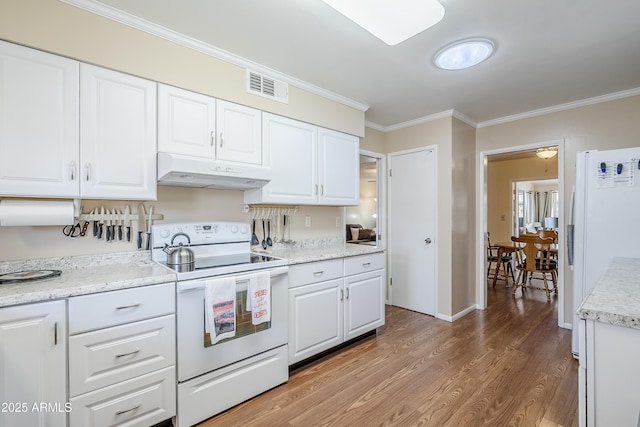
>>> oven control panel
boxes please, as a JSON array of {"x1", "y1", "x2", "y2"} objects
[{"x1": 151, "y1": 221, "x2": 250, "y2": 248}]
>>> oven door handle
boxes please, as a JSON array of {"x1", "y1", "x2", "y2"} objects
[{"x1": 177, "y1": 266, "x2": 289, "y2": 293}]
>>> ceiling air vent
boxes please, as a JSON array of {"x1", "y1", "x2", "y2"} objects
[{"x1": 247, "y1": 70, "x2": 289, "y2": 103}]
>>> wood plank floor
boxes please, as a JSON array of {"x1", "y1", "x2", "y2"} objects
[{"x1": 198, "y1": 282, "x2": 578, "y2": 427}]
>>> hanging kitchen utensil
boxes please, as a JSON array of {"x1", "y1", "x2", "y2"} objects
[
  {"x1": 267, "y1": 219, "x2": 273, "y2": 246},
  {"x1": 117, "y1": 209, "x2": 123, "y2": 240},
  {"x1": 97, "y1": 206, "x2": 105, "y2": 239},
  {"x1": 137, "y1": 204, "x2": 146, "y2": 249},
  {"x1": 146, "y1": 205, "x2": 153, "y2": 250},
  {"x1": 124, "y1": 205, "x2": 131, "y2": 242},
  {"x1": 262, "y1": 219, "x2": 267, "y2": 249},
  {"x1": 251, "y1": 219, "x2": 259, "y2": 245}
]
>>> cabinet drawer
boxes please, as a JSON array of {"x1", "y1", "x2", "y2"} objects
[
  {"x1": 288, "y1": 259, "x2": 343, "y2": 288},
  {"x1": 69, "y1": 315, "x2": 175, "y2": 396},
  {"x1": 69, "y1": 366, "x2": 176, "y2": 427},
  {"x1": 344, "y1": 252, "x2": 385, "y2": 277},
  {"x1": 69, "y1": 282, "x2": 174, "y2": 334}
]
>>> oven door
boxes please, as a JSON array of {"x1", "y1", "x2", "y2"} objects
[{"x1": 176, "y1": 266, "x2": 288, "y2": 382}]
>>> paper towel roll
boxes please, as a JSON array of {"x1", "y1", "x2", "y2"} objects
[{"x1": 0, "y1": 200, "x2": 75, "y2": 226}]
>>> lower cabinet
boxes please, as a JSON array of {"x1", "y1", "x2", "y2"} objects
[
  {"x1": 67, "y1": 283, "x2": 176, "y2": 427},
  {"x1": 289, "y1": 253, "x2": 385, "y2": 365},
  {"x1": 581, "y1": 319, "x2": 640, "y2": 426},
  {"x1": 0, "y1": 300, "x2": 67, "y2": 427}
]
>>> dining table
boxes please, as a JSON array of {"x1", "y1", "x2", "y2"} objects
[{"x1": 491, "y1": 240, "x2": 558, "y2": 287}]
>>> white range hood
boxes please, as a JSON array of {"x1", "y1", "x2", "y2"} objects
[{"x1": 157, "y1": 152, "x2": 271, "y2": 190}]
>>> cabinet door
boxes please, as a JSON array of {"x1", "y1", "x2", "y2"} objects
[
  {"x1": 216, "y1": 100, "x2": 262, "y2": 165},
  {"x1": 0, "y1": 40, "x2": 79, "y2": 197},
  {"x1": 0, "y1": 300, "x2": 67, "y2": 427},
  {"x1": 158, "y1": 84, "x2": 216, "y2": 158},
  {"x1": 288, "y1": 278, "x2": 343, "y2": 365},
  {"x1": 344, "y1": 269, "x2": 385, "y2": 341},
  {"x1": 80, "y1": 64, "x2": 157, "y2": 200},
  {"x1": 249, "y1": 113, "x2": 317, "y2": 204},
  {"x1": 318, "y1": 128, "x2": 359, "y2": 206}
]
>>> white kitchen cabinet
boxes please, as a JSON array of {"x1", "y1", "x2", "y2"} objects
[
  {"x1": 289, "y1": 277, "x2": 344, "y2": 364},
  {"x1": 580, "y1": 319, "x2": 640, "y2": 426},
  {"x1": 0, "y1": 40, "x2": 157, "y2": 200},
  {"x1": 216, "y1": 99, "x2": 262, "y2": 165},
  {"x1": 0, "y1": 40, "x2": 79, "y2": 197},
  {"x1": 244, "y1": 113, "x2": 359, "y2": 206},
  {"x1": 158, "y1": 84, "x2": 216, "y2": 158},
  {"x1": 80, "y1": 64, "x2": 157, "y2": 200},
  {"x1": 68, "y1": 283, "x2": 176, "y2": 427},
  {"x1": 0, "y1": 300, "x2": 67, "y2": 427},
  {"x1": 343, "y1": 253, "x2": 386, "y2": 341},
  {"x1": 318, "y1": 127, "x2": 360, "y2": 205},
  {"x1": 158, "y1": 84, "x2": 262, "y2": 165},
  {"x1": 288, "y1": 254, "x2": 385, "y2": 365}
]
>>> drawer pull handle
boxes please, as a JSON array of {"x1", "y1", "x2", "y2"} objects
[
  {"x1": 115, "y1": 404, "x2": 141, "y2": 416},
  {"x1": 313, "y1": 271, "x2": 324, "y2": 276},
  {"x1": 115, "y1": 349, "x2": 140, "y2": 359},
  {"x1": 115, "y1": 303, "x2": 141, "y2": 310},
  {"x1": 363, "y1": 262, "x2": 371, "y2": 268},
  {"x1": 54, "y1": 322, "x2": 58, "y2": 346}
]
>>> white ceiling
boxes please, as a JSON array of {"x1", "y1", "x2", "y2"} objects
[{"x1": 87, "y1": 0, "x2": 640, "y2": 129}]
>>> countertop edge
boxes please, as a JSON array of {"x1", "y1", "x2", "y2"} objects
[{"x1": 577, "y1": 257, "x2": 640, "y2": 330}]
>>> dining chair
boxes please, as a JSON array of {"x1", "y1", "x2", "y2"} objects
[
  {"x1": 511, "y1": 234, "x2": 557, "y2": 301},
  {"x1": 486, "y1": 232, "x2": 515, "y2": 286}
]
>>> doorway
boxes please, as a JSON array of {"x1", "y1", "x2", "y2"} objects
[
  {"x1": 388, "y1": 147, "x2": 437, "y2": 316},
  {"x1": 345, "y1": 152, "x2": 384, "y2": 247},
  {"x1": 478, "y1": 140, "x2": 566, "y2": 328}
]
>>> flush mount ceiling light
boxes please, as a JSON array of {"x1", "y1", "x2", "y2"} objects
[
  {"x1": 322, "y1": 0, "x2": 445, "y2": 46},
  {"x1": 434, "y1": 38, "x2": 494, "y2": 70},
  {"x1": 536, "y1": 147, "x2": 559, "y2": 159}
]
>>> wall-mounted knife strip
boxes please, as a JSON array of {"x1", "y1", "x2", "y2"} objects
[{"x1": 76, "y1": 212, "x2": 163, "y2": 222}]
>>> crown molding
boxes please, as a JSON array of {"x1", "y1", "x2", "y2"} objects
[
  {"x1": 60, "y1": 0, "x2": 370, "y2": 112},
  {"x1": 477, "y1": 87, "x2": 640, "y2": 128}
]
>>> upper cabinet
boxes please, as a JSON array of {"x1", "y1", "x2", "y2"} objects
[
  {"x1": 0, "y1": 40, "x2": 80, "y2": 197},
  {"x1": 80, "y1": 64, "x2": 157, "y2": 200},
  {"x1": 0, "y1": 41, "x2": 157, "y2": 200},
  {"x1": 244, "y1": 113, "x2": 359, "y2": 206},
  {"x1": 158, "y1": 84, "x2": 262, "y2": 165}
]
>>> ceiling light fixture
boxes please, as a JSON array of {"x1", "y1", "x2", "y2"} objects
[
  {"x1": 434, "y1": 38, "x2": 494, "y2": 70},
  {"x1": 322, "y1": 0, "x2": 445, "y2": 46},
  {"x1": 536, "y1": 147, "x2": 559, "y2": 159}
]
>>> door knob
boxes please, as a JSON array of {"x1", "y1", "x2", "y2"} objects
[{"x1": 425, "y1": 238, "x2": 432, "y2": 244}]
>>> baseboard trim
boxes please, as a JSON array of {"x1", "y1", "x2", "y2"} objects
[{"x1": 437, "y1": 304, "x2": 477, "y2": 322}]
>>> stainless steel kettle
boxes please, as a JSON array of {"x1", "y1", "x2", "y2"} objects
[{"x1": 163, "y1": 232, "x2": 195, "y2": 272}]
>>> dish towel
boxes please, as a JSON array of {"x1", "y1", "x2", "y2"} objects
[
  {"x1": 246, "y1": 271, "x2": 271, "y2": 325},
  {"x1": 204, "y1": 277, "x2": 236, "y2": 344}
]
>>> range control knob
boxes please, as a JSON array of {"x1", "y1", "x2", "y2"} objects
[
  {"x1": 160, "y1": 228, "x2": 171, "y2": 238},
  {"x1": 239, "y1": 226, "x2": 248, "y2": 234},
  {"x1": 230, "y1": 225, "x2": 238, "y2": 233}
]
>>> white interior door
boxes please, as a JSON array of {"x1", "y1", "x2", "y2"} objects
[{"x1": 388, "y1": 148, "x2": 437, "y2": 315}]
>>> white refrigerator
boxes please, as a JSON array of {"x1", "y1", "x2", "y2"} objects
[{"x1": 571, "y1": 147, "x2": 640, "y2": 356}]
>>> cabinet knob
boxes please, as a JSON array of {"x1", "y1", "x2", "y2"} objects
[{"x1": 425, "y1": 238, "x2": 432, "y2": 244}]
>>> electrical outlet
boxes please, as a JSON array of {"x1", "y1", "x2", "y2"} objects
[{"x1": 305, "y1": 215, "x2": 311, "y2": 227}]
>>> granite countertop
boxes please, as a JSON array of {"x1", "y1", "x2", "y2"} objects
[
  {"x1": 259, "y1": 242, "x2": 384, "y2": 265},
  {"x1": 577, "y1": 257, "x2": 640, "y2": 329},
  {"x1": 0, "y1": 252, "x2": 176, "y2": 308},
  {"x1": 0, "y1": 242, "x2": 385, "y2": 307}
]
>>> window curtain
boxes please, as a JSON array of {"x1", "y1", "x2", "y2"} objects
[{"x1": 524, "y1": 191, "x2": 558, "y2": 225}]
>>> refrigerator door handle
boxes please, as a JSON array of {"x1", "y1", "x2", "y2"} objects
[{"x1": 567, "y1": 186, "x2": 575, "y2": 269}]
